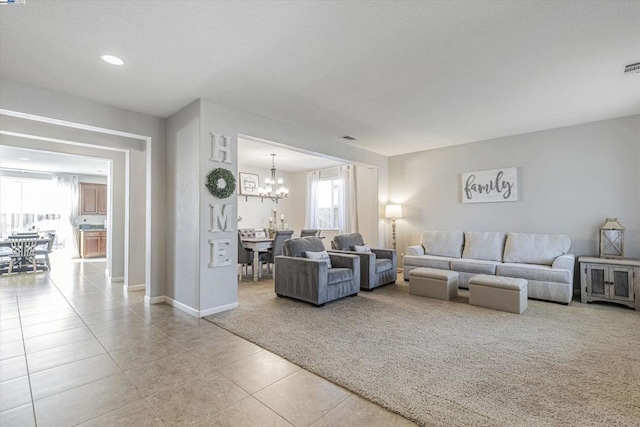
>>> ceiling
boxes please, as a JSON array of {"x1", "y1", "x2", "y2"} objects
[
  {"x1": 238, "y1": 137, "x2": 345, "y2": 172},
  {"x1": 0, "y1": 145, "x2": 110, "y2": 176},
  {"x1": 0, "y1": 1, "x2": 638, "y2": 157}
]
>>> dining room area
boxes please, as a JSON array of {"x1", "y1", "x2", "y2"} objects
[{"x1": 236, "y1": 136, "x2": 379, "y2": 282}]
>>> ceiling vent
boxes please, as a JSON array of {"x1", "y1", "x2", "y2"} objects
[
  {"x1": 342, "y1": 135, "x2": 357, "y2": 141},
  {"x1": 623, "y1": 61, "x2": 640, "y2": 75}
]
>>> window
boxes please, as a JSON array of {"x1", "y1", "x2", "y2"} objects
[
  {"x1": 317, "y1": 177, "x2": 342, "y2": 229},
  {"x1": 0, "y1": 176, "x2": 60, "y2": 237}
]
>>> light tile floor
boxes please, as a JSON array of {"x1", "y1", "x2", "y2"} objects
[{"x1": 0, "y1": 256, "x2": 415, "y2": 426}]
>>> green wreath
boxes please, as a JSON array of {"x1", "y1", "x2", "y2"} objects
[{"x1": 206, "y1": 168, "x2": 236, "y2": 199}]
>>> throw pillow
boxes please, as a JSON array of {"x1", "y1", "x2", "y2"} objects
[
  {"x1": 305, "y1": 250, "x2": 332, "y2": 268},
  {"x1": 353, "y1": 244, "x2": 371, "y2": 253}
]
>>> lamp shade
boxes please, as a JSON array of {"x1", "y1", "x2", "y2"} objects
[{"x1": 385, "y1": 204, "x2": 403, "y2": 219}]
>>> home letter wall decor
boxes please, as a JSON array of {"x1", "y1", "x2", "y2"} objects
[
  {"x1": 461, "y1": 167, "x2": 519, "y2": 203},
  {"x1": 210, "y1": 133, "x2": 233, "y2": 164},
  {"x1": 210, "y1": 203, "x2": 233, "y2": 232},
  {"x1": 207, "y1": 133, "x2": 236, "y2": 269},
  {"x1": 209, "y1": 238, "x2": 232, "y2": 267}
]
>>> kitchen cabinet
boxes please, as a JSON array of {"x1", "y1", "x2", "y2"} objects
[
  {"x1": 81, "y1": 230, "x2": 107, "y2": 258},
  {"x1": 80, "y1": 183, "x2": 108, "y2": 215}
]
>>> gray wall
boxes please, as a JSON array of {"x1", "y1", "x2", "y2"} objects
[
  {"x1": 166, "y1": 100, "x2": 201, "y2": 309},
  {"x1": 389, "y1": 115, "x2": 640, "y2": 268}
]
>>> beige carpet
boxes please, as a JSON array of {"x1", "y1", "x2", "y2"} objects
[{"x1": 205, "y1": 279, "x2": 640, "y2": 427}]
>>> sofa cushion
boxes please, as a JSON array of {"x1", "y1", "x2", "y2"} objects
[
  {"x1": 283, "y1": 237, "x2": 325, "y2": 257},
  {"x1": 327, "y1": 268, "x2": 353, "y2": 285},
  {"x1": 375, "y1": 258, "x2": 393, "y2": 273},
  {"x1": 420, "y1": 230, "x2": 464, "y2": 258},
  {"x1": 450, "y1": 259, "x2": 500, "y2": 275},
  {"x1": 462, "y1": 231, "x2": 506, "y2": 262},
  {"x1": 305, "y1": 250, "x2": 332, "y2": 268},
  {"x1": 333, "y1": 233, "x2": 365, "y2": 251},
  {"x1": 354, "y1": 244, "x2": 371, "y2": 253},
  {"x1": 503, "y1": 233, "x2": 572, "y2": 265},
  {"x1": 496, "y1": 263, "x2": 572, "y2": 284},
  {"x1": 403, "y1": 255, "x2": 453, "y2": 270}
]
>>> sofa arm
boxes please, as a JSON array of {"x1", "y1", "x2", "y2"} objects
[
  {"x1": 406, "y1": 245, "x2": 424, "y2": 256},
  {"x1": 552, "y1": 254, "x2": 575, "y2": 271},
  {"x1": 372, "y1": 248, "x2": 397, "y2": 269},
  {"x1": 328, "y1": 252, "x2": 360, "y2": 271},
  {"x1": 275, "y1": 256, "x2": 328, "y2": 303}
]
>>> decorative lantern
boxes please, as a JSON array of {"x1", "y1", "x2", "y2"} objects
[{"x1": 599, "y1": 218, "x2": 625, "y2": 259}]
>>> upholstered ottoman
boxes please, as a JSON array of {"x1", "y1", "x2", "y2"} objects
[
  {"x1": 409, "y1": 268, "x2": 458, "y2": 300},
  {"x1": 468, "y1": 274, "x2": 528, "y2": 314}
]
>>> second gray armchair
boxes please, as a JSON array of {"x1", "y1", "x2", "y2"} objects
[{"x1": 332, "y1": 233, "x2": 397, "y2": 291}]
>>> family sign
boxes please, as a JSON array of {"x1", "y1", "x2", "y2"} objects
[{"x1": 461, "y1": 167, "x2": 519, "y2": 203}]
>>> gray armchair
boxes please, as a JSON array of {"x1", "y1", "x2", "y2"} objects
[
  {"x1": 332, "y1": 233, "x2": 397, "y2": 291},
  {"x1": 275, "y1": 237, "x2": 360, "y2": 307}
]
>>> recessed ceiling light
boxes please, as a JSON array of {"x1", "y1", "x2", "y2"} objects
[
  {"x1": 101, "y1": 54, "x2": 124, "y2": 66},
  {"x1": 18, "y1": 157, "x2": 30, "y2": 161}
]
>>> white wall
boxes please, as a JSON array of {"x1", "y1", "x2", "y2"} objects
[
  {"x1": 236, "y1": 164, "x2": 295, "y2": 230},
  {"x1": 0, "y1": 79, "x2": 164, "y2": 296},
  {"x1": 389, "y1": 115, "x2": 640, "y2": 277}
]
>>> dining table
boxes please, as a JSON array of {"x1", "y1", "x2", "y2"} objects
[{"x1": 241, "y1": 237, "x2": 273, "y2": 281}]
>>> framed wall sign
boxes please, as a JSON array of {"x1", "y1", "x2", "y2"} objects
[
  {"x1": 239, "y1": 172, "x2": 260, "y2": 196},
  {"x1": 461, "y1": 167, "x2": 519, "y2": 203}
]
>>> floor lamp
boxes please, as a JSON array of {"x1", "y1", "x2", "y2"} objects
[{"x1": 385, "y1": 204, "x2": 403, "y2": 250}]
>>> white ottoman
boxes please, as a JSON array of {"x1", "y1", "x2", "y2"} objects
[
  {"x1": 409, "y1": 268, "x2": 458, "y2": 300},
  {"x1": 468, "y1": 274, "x2": 528, "y2": 314}
]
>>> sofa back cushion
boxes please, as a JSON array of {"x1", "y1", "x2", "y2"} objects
[
  {"x1": 503, "y1": 233, "x2": 572, "y2": 265},
  {"x1": 462, "y1": 232, "x2": 506, "y2": 262},
  {"x1": 333, "y1": 233, "x2": 366, "y2": 251},
  {"x1": 420, "y1": 230, "x2": 464, "y2": 258},
  {"x1": 283, "y1": 237, "x2": 326, "y2": 258}
]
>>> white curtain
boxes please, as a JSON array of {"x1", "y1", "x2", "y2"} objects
[
  {"x1": 55, "y1": 174, "x2": 80, "y2": 258},
  {"x1": 305, "y1": 171, "x2": 319, "y2": 228},
  {"x1": 338, "y1": 165, "x2": 357, "y2": 234}
]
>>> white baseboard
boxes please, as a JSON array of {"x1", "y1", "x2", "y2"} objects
[
  {"x1": 199, "y1": 302, "x2": 238, "y2": 317},
  {"x1": 164, "y1": 296, "x2": 199, "y2": 317},
  {"x1": 144, "y1": 295, "x2": 165, "y2": 305},
  {"x1": 110, "y1": 276, "x2": 124, "y2": 283},
  {"x1": 142, "y1": 295, "x2": 238, "y2": 318},
  {"x1": 124, "y1": 284, "x2": 145, "y2": 292}
]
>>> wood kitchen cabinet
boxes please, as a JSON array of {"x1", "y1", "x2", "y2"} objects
[
  {"x1": 80, "y1": 183, "x2": 108, "y2": 215},
  {"x1": 81, "y1": 230, "x2": 107, "y2": 258}
]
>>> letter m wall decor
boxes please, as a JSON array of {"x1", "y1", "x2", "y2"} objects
[{"x1": 461, "y1": 167, "x2": 519, "y2": 203}]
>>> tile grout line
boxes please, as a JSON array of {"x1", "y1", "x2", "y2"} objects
[
  {"x1": 46, "y1": 270, "x2": 173, "y2": 425},
  {"x1": 12, "y1": 287, "x2": 38, "y2": 426}
]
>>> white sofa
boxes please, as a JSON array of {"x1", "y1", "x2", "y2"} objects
[{"x1": 403, "y1": 230, "x2": 575, "y2": 304}]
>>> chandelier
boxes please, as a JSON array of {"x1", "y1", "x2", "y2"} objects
[{"x1": 258, "y1": 154, "x2": 289, "y2": 203}]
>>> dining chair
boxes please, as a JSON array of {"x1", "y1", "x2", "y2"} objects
[
  {"x1": 8, "y1": 238, "x2": 39, "y2": 274},
  {"x1": 300, "y1": 229, "x2": 319, "y2": 237},
  {"x1": 237, "y1": 232, "x2": 268, "y2": 280},
  {"x1": 35, "y1": 234, "x2": 55, "y2": 271},
  {"x1": 238, "y1": 228, "x2": 256, "y2": 238},
  {"x1": 262, "y1": 230, "x2": 294, "y2": 273}
]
